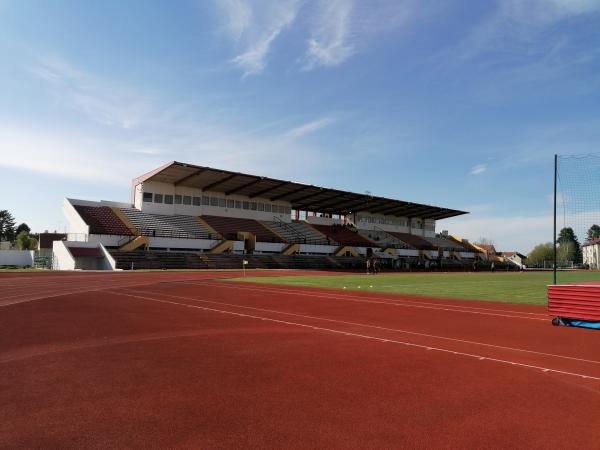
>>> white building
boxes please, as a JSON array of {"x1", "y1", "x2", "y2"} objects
[{"x1": 583, "y1": 240, "x2": 600, "y2": 269}]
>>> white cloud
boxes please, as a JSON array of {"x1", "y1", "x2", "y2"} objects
[
  {"x1": 0, "y1": 115, "x2": 346, "y2": 188},
  {"x1": 0, "y1": 124, "x2": 142, "y2": 185},
  {"x1": 283, "y1": 117, "x2": 335, "y2": 139},
  {"x1": 215, "y1": 0, "x2": 426, "y2": 74},
  {"x1": 219, "y1": 0, "x2": 300, "y2": 76},
  {"x1": 469, "y1": 163, "x2": 487, "y2": 175},
  {"x1": 304, "y1": 0, "x2": 355, "y2": 68},
  {"x1": 30, "y1": 54, "x2": 152, "y2": 129},
  {"x1": 459, "y1": 0, "x2": 600, "y2": 59},
  {"x1": 218, "y1": 0, "x2": 253, "y2": 41},
  {"x1": 500, "y1": 0, "x2": 600, "y2": 26},
  {"x1": 304, "y1": 0, "x2": 423, "y2": 70}
]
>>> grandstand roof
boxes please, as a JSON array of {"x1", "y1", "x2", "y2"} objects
[{"x1": 133, "y1": 161, "x2": 468, "y2": 220}]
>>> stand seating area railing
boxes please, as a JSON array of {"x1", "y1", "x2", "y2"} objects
[
  {"x1": 423, "y1": 236, "x2": 467, "y2": 251},
  {"x1": 263, "y1": 219, "x2": 331, "y2": 245},
  {"x1": 120, "y1": 209, "x2": 215, "y2": 239},
  {"x1": 201, "y1": 215, "x2": 284, "y2": 243},
  {"x1": 110, "y1": 250, "x2": 209, "y2": 270},
  {"x1": 359, "y1": 227, "x2": 412, "y2": 249},
  {"x1": 109, "y1": 250, "x2": 367, "y2": 271},
  {"x1": 309, "y1": 224, "x2": 375, "y2": 247},
  {"x1": 387, "y1": 232, "x2": 436, "y2": 250}
]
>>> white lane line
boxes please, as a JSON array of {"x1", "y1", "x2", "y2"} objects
[
  {"x1": 0, "y1": 280, "x2": 170, "y2": 306},
  {"x1": 126, "y1": 288, "x2": 600, "y2": 366},
  {"x1": 191, "y1": 281, "x2": 548, "y2": 317},
  {"x1": 178, "y1": 281, "x2": 548, "y2": 321},
  {"x1": 109, "y1": 290, "x2": 600, "y2": 381}
]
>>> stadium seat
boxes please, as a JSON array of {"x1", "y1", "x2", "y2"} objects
[
  {"x1": 309, "y1": 224, "x2": 376, "y2": 247},
  {"x1": 263, "y1": 220, "x2": 330, "y2": 245},
  {"x1": 387, "y1": 232, "x2": 436, "y2": 250},
  {"x1": 120, "y1": 208, "x2": 213, "y2": 239},
  {"x1": 201, "y1": 215, "x2": 284, "y2": 243},
  {"x1": 74, "y1": 206, "x2": 133, "y2": 236}
]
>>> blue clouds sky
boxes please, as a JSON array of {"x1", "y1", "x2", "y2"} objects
[{"x1": 1, "y1": 0, "x2": 600, "y2": 251}]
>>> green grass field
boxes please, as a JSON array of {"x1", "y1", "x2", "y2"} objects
[{"x1": 233, "y1": 271, "x2": 600, "y2": 305}]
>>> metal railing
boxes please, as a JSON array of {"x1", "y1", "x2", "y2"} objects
[
  {"x1": 373, "y1": 226, "x2": 410, "y2": 249},
  {"x1": 270, "y1": 216, "x2": 330, "y2": 246}
]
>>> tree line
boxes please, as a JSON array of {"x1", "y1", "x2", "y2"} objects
[
  {"x1": 527, "y1": 225, "x2": 600, "y2": 267},
  {"x1": 0, "y1": 210, "x2": 38, "y2": 250}
]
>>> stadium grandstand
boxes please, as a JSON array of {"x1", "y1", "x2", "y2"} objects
[{"x1": 51, "y1": 161, "x2": 498, "y2": 271}]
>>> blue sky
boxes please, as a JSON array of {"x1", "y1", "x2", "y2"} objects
[{"x1": 1, "y1": 0, "x2": 600, "y2": 252}]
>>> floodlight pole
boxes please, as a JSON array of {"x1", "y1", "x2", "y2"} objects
[{"x1": 553, "y1": 154, "x2": 557, "y2": 285}]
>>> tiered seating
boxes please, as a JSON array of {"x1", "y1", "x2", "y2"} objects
[
  {"x1": 357, "y1": 229, "x2": 411, "y2": 249},
  {"x1": 114, "y1": 252, "x2": 367, "y2": 271},
  {"x1": 263, "y1": 220, "x2": 330, "y2": 245},
  {"x1": 424, "y1": 236, "x2": 467, "y2": 251},
  {"x1": 74, "y1": 206, "x2": 132, "y2": 236},
  {"x1": 110, "y1": 250, "x2": 209, "y2": 270},
  {"x1": 120, "y1": 209, "x2": 213, "y2": 239},
  {"x1": 202, "y1": 215, "x2": 284, "y2": 243},
  {"x1": 203, "y1": 254, "x2": 284, "y2": 269},
  {"x1": 388, "y1": 232, "x2": 436, "y2": 250},
  {"x1": 448, "y1": 236, "x2": 482, "y2": 253},
  {"x1": 310, "y1": 224, "x2": 375, "y2": 247}
]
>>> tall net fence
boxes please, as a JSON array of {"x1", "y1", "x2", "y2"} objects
[{"x1": 555, "y1": 153, "x2": 600, "y2": 279}]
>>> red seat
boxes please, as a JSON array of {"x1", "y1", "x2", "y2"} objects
[
  {"x1": 74, "y1": 206, "x2": 132, "y2": 236},
  {"x1": 202, "y1": 215, "x2": 284, "y2": 243},
  {"x1": 310, "y1": 224, "x2": 375, "y2": 247}
]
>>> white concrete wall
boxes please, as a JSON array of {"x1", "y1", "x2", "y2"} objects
[
  {"x1": 355, "y1": 212, "x2": 409, "y2": 232},
  {"x1": 583, "y1": 245, "x2": 600, "y2": 269},
  {"x1": 298, "y1": 244, "x2": 338, "y2": 255},
  {"x1": 136, "y1": 180, "x2": 292, "y2": 222},
  {"x1": 354, "y1": 213, "x2": 437, "y2": 237},
  {"x1": 254, "y1": 242, "x2": 287, "y2": 253},
  {"x1": 100, "y1": 244, "x2": 119, "y2": 270},
  {"x1": 0, "y1": 250, "x2": 34, "y2": 266},
  {"x1": 148, "y1": 237, "x2": 220, "y2": 250},
  {"x1": 63, "y1": 198, "x2": 89, "y2": 235},
  {"x1": 53, "y1": 241, "x2": 115, "y2": 270},
  {"x1": 52, "y1": 241, "x2": 76, "y2": 270},
  {"x1": 397, "y1": 249, "x2": 420, "y2": 257},
  {"x1": 306, "y1": 216, "x2": 344, "y2": 226}
]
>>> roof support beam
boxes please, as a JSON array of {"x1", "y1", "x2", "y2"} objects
[
  {"x1": 421, "y1": 209, "x2": 466, "y2": 220},
  {"x1": 249, "y1": 181, "x2": 288, "y2": 199},
  {"x1": 374, "y1": 206, "x2": 408, "y2": 217},
  {"x1": 295, "y1": 191, "x2": 349, "y2": 209},
  {"x1": 174, "y1": 168, "x2": 208, "y2": 186},
  {"x1": 201, "y1": 173, "x2": 240, "y2": 192},
  {"x1": 288, "y1": 189, "x2": 328, "y2": 205},
  {"x1": 351, "y1": 200, "x2": 391, "y2": 213},
  {"x1": 368, "y1": 203, "x2": 410, "y2": 215},
  {"x1": 224, "y1": 178, "x2": 263, "y2": 195},
  {"x1": 270, "y1": 186, "x2": 314, "y2": 201},
  {"x1": 322, "y1": 195, "x2": 369, "y2": 212},
  {"x1": 402, "y1": 205, "x2": 435, "y2": 217}
]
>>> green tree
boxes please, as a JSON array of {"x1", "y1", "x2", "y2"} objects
[
  {"x1": 15, "y1": 231, "x2": 38, "y2": 250},
  {"x1": 0, "y1": 210, "x2": 16, "y2": 241},
  {"x1": 587, "y1": 224, "x2": 600, "y2": 242},
  {"x1": 16, "y1": 223, "x2": 30, "y2": 235},
  {"x1": 527, "y1": 243, "x2": 554, "y2": 266},
  {"x1": 557, "y1": 227, "x2": 582, "y2": 264}
]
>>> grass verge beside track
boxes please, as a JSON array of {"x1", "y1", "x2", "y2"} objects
[{"x1": 232, "y1": 271, "x2": 600, "y2": 305}]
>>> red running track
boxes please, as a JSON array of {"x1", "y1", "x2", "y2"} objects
[{"x1": 1, "y1": 271, "x2": 600, "y2": 449}]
